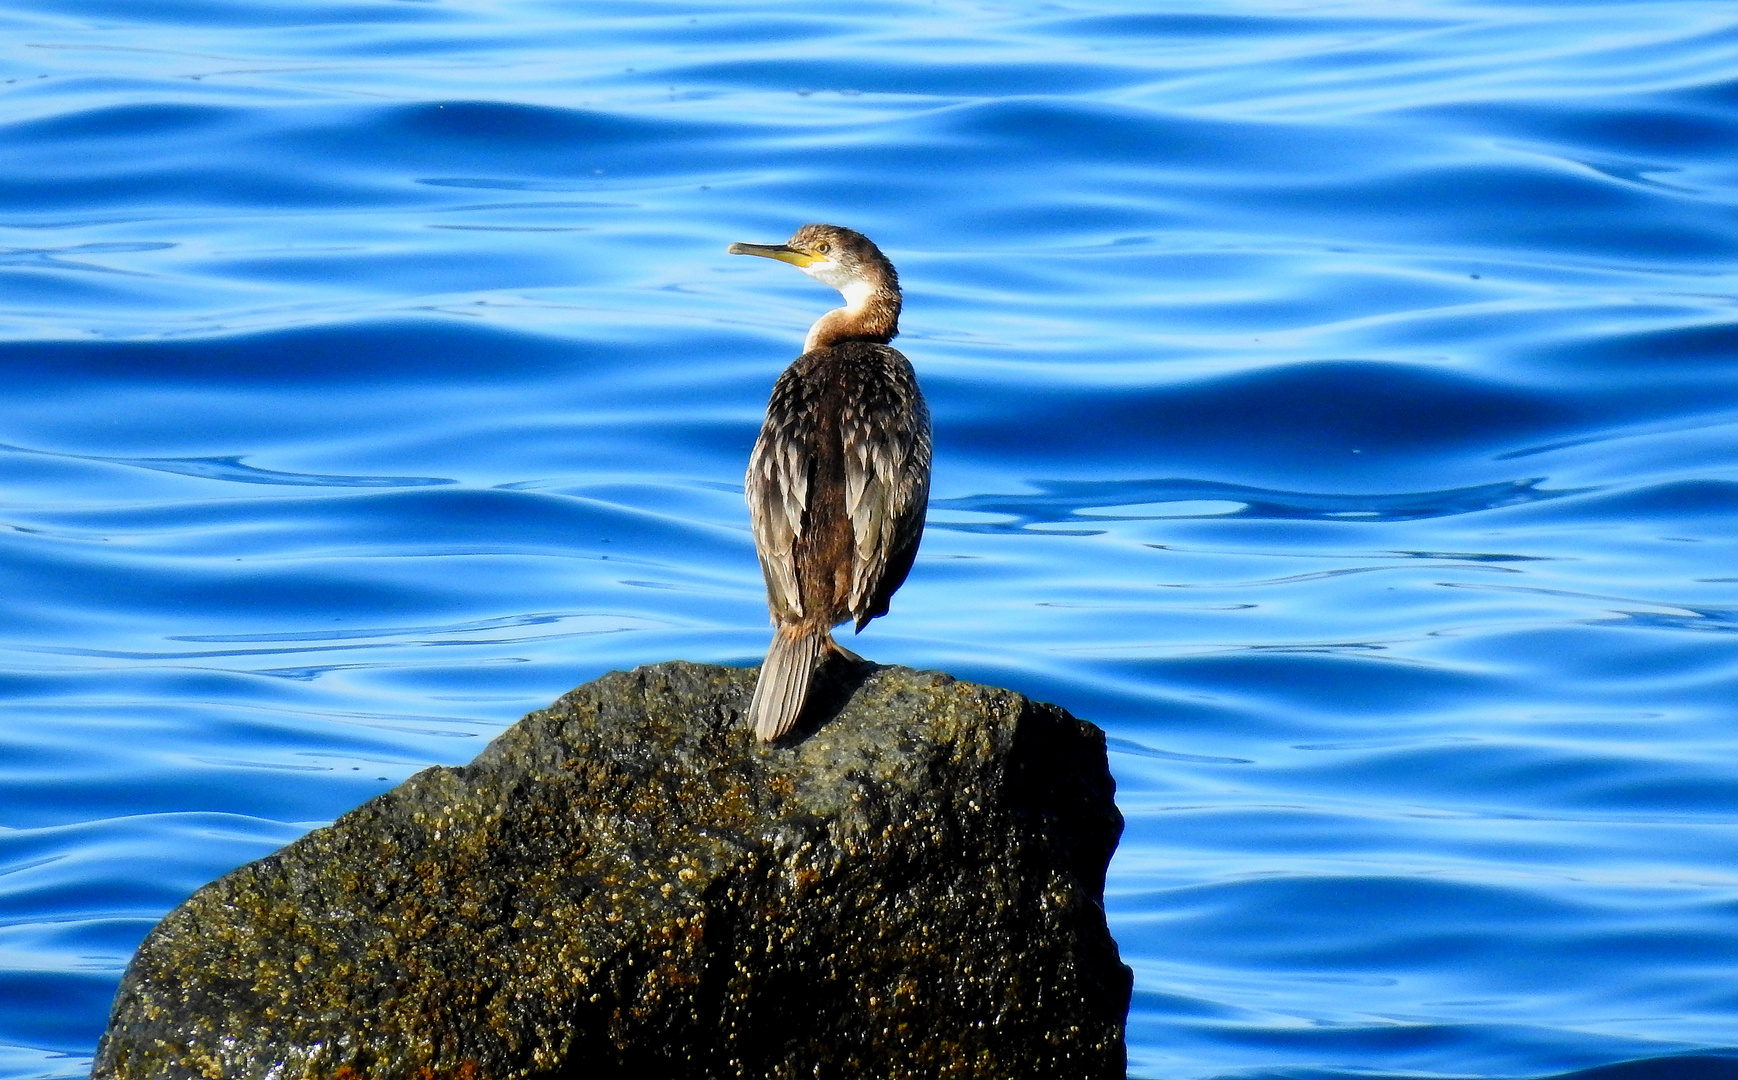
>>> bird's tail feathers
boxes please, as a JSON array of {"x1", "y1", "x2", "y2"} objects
[{"x1": 749, "y1": 626, "x2": 824, "y2": 742}]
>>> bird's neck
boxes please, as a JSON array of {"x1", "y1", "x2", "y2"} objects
[{"x1": 804, "y1": 279, "x2": 900, "y2": 352}]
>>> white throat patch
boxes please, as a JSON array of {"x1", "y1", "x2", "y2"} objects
[
  {"x1": 837, "y1": 277, "x2": 874, "y2": 312},
  {"x1": 799, "y1": 259, "x2": 872, "y2": 309}
]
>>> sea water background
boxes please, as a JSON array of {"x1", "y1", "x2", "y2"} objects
[{"x1": 4, "y1": 0, "x2": 1738, "y2": 1076}]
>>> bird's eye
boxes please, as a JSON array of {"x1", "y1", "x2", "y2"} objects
[{"x1": 816, "y1": 242, "x2": 831, "y2": 254}]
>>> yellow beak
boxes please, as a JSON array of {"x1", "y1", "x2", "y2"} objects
[{"x1": 728, "y1": 242, "x2": 819, "y2": 267}]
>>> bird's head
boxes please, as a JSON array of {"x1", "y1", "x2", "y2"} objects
[{"x1": 729, "y1": 223, "x2": 899, "y2": 312}]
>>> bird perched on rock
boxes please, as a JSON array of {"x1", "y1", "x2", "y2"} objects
[{"x1": 729, "y1": 224, "x2": 931, "y2": 741}]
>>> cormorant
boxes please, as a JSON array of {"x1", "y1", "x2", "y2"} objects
[{"x1": 728, "y1": 224, "x2": 931, "y2": 741}]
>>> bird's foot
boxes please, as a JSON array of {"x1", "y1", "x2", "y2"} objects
[{"x1": 825, "y1": 639, "x2": 866, "y2": 664}]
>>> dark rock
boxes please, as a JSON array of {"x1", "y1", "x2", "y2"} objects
[{"x1": 93, "y1": 661, "x2": 1131, "y2": 1079}]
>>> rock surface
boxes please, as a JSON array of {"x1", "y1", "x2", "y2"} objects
[{"x1": 93, "y1": 661, "x2": 1131, "y2": 1079}]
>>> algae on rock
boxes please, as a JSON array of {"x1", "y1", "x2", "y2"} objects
[{"x1": 93, "y1": 661, "x2": 1131, "y2": 1079}]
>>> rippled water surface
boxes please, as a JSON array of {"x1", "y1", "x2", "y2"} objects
[{"x1": 6, "y1": 1, "x2": 1738, "y2": 1076}]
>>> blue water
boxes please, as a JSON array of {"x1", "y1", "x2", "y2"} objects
[{"x1": 5, "y1": 1, "x2": 1738, "y2": 1076}]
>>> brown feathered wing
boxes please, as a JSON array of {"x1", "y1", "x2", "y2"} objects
[
  {"x1": 842, "y1": 350, "x2": 931, "y2": 630},
  {"x1": 745, "y1": 367, "x2": 812, "y2": 622}
]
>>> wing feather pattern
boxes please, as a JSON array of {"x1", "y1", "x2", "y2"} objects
[
  {"x1": 844, "y1": 346, "x2": 931, "y2": 629},
  {"x1": 746, "y1": 367, "x2": 812, "y2": 621}
]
